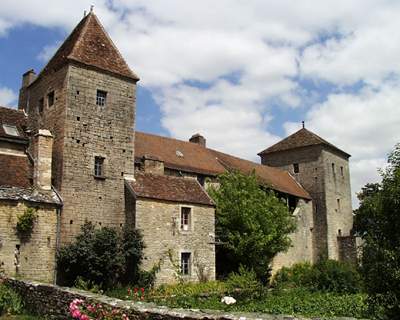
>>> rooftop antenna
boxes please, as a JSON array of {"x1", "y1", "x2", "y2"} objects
[
  {"x1": 302, "y1": 121, "x2": 305, "y2": 128},
  {"x1": 90, "y1": 5, "x2": 94, "y2": 12},
  {"x1": 83, "y1": 10, "x2": 87, "y2": 17}
]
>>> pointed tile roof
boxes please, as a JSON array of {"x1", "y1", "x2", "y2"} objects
[
  {"x1": 33, "y1": 12, "x2": 139, "y2": 83},
  {"x1": 258, "y1": 128, "x2": 350, "y2": 158}
]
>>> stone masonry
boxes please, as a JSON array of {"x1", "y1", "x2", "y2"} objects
[
  {"x1": 260, "y1": 145, "x2": 353, "y2": 261},
  {"x1": 0, "y1": 201, "x2": 58, "y2": 283},
  {"x1": 135, "y1": 198, "x2": 216, "y2": 285}
]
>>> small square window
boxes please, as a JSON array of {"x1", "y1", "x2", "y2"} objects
[
  {"x1": 181, "y1": 207, "x2": 191, "y2": 231},
  {"x1": 38, "y1": 98, "x2": 44, "y2": 114},
  {"x1": 94, "y1": 156, "x2": 105, "y2": 177},
  {"x1": 2, "y1": 124, "x2": 19, "y2": 136},
  {"x1": 47, "y1": 91, "x2": 54, "y2": 107},
  {"x1": 96, "y1": 90, "x2": 107, "y2": 107},
  {"x1": 293, "y1": 163, "x2": 299, "y2": 174},
  {"x1": 181, "y1": 252, "x2": 191, "y2": 276}
]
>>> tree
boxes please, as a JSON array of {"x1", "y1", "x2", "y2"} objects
[
  {"x1": 57, "y1": 221, "x2": 144, "y2": 289},
  {"x1": 208, "y1": 170, "x2": 296, "y2": 282},
  {"x1": 354, "y1": 143, "x2": 400, "y2": 319}
]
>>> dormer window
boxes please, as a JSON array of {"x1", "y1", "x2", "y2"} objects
[
  {"x1": 96, "y1": 90, "x2": 107, "y2": 107},
  {"x1": 2, "y1": 124, "x2": 19, "y2": 136},
  {"x1": 47, "y1": 91, "x2": 54, "y2": 107}
]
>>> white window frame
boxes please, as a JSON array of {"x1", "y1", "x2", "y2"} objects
[
  {"x1": 180, "y1": 205, "x2": 193, "y2": 232},
  {"x1": 94, "y1": 156, "x2": 105, "y2": 177},
  {"x1": 96, "y1": 90, "x2": 107, "y2": 107},
  {"x1": 2, "y1": 124, "x2": 20, "y2": 137}
]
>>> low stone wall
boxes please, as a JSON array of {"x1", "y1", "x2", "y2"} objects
[{"x1": 5, "y1": 278, "x2": 359, "y2": 320}]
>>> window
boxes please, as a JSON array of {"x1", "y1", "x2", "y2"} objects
[
  {"x1": 340, "y1": 166, "x2": 344, "y2": 177},
  {"x1": 181, "y1": 252, "x2": 191, "y2": 275},
  {"x1": 96, "y1": 90, "x2": 107, "y2": 106},
  {"x1": 2, "y1": 124, "x2": 19, "y2": 136},
  {"x1": 293, "y1": 163, "x2": 299, "y2": 173},
  {"x1": 181, "y1": 207, "x2": 191, "y2": 231},
  {"x1": 47, "y1": 91, "x2": 54, "y2": 107},
  {"x1": 94, "y1": 156, "x2": 105, "y2": 177},
  {"x1": 197, "y1": 175, "x2": 205, "y2": 187},
  {"x1": 337, "y1": 198, "x2": 341, "y2": 212},
  {"x1": 38, "y1": 98, "x2": 44, "y2": 113},
  {"x1": 331, "y1": 163, "x2": 335, "y2": 174}
]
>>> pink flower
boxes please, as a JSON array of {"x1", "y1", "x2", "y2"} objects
[
  {"x1": 141, "y1": 288, "x2": 145, "y2": 293},
  {"x1": 72, "y1": 309, "x2": 81, "y2": 318},
  {"x1": 80, "y1": 315, "x2": 90, "y2": 320}
]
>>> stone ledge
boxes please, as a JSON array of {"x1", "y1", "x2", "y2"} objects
[{"x1": 4, "y1": 278, "x2": 361, "y2": 320}]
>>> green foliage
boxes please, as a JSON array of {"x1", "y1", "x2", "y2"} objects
[
  {"x1": 0, "y1": 284, "x2": 24, "y2": 315},
  {"x1": 16, "y1": 208, "x2": 37, "y2": 236},
  {"x1": 74, "y1": 276, "x2": 102, "y2": 293},
  {"x1": 353, "y1": 143, "x2": 400, "y2": 319},
  {"x1": 57, "y1": 221, "x2": 145, "y2": 289},
  {"x1": 225, "y1": 266, "x2": 262, "y2": 299},
  {"x1": 147, "y1": 284, "x2": 367, "y2": 318},
  {"x1": 272, "y1": 260, "x2": 362, "y2": 293},
  {"x1": 208, "y1": 171, "x2": 296, "y2": 282}
]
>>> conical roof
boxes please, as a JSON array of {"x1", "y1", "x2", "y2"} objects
[
  {"x1": 33, "y1": 12, "x2": 139, "y2": 83},
  {"x1": 258, "y1": 128, "x2": 350, "y2": 157}
]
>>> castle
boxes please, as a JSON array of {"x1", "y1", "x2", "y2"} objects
[{"x1": 0, "y1": 12, "x2": 355, "y2": 284}]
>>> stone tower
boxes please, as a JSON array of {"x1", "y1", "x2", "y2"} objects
[
  {"x1": 258, "y1": 127, "x2": 354, "y2": 262},
  {"x1": 18, "y1": 12, "x2": 139, "y2": 243}
]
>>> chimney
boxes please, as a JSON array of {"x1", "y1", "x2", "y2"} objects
[
  {"x1": 189, "y1": 133, "x2": 206, "y2": 147},
  {"x1": 32, "y1": 129, "x2": 53, "y2": 190},
  {"x1": 142, "y1": 155, "x2": 164, "y2": 175},
  {"x1": 18, "y1": 69, "x2": 36, "y2": 111}
]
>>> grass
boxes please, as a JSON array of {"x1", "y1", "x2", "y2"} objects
[{"x1": 107, "y1": 283, "x2": 368, "y2": 319}]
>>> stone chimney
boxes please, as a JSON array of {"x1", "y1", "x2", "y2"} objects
[
  {"x1": 142, "y1": 155, "x2": 164, "y2": 175},
  {"x1": 18, "y1": 69, "x2": 36, "y2": 111},
  {"x1": 32, "y1": 129, "x2": 53, "y2": 190},
  {"x1": 189, "y1": 133, "x2": 206, "y2": 147}
]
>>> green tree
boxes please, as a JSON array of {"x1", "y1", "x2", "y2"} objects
[
  {"x1": 208, "y1": 170, "x2": 296, "y2": 282},
  {"x1": 354, "y1": 143, "x2": 400, "y2": 319},
  {"x1": 57, "y1": 221, "x2": 144, "y2": 289}
]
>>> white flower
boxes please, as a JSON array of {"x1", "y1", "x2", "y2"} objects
[{"x1": 220, "y1": 296, "x2": 236, "y2": 305}]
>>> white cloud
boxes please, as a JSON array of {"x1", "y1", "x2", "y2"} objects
[
  {"x1": 0, "y1": 87, "x2": 16, "y2": 107},
  {"x1": 1, "y1": 0, "x2": 400, "y2": 206}
]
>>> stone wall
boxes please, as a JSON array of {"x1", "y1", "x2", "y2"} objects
[
  {"x1": 135, "y1": 198, "x2": 215, "y2": 285},
  {"x1": 60, "y1": 64, "x2": 136, "y2": 244},
  {"x1": 0, "y1": 201, "x2": 58, "y2": 283},
  {"x1": 4, "y1": 278, "x2": 360, "y2": 320},
  {"x1": 271, "y1": 199, "x2": 314, "y2": 273}
]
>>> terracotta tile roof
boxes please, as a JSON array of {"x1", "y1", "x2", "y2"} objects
[
  {"x1": 135, "y1": 131, "x2": 311, "y2": 199},
  {"x1": 128, "y1": 172, "x2": 214, "y2": 206},
  {"x1": 258, "y1": 128, "x2": 350, "y2": 157},
  {"x1": 0, "y1": 106, "x2": 28, "y2": 142},
  {"x1": 0, "y1": 154, "x2": 32, "y2": 188},
  {"x1": 33, "y1": 12, "x2": 139, "y2": 83},
  {"x1": 135, "y1": 131, "x2": 225, "y2": 175},
  {"x1": 209, "y1": 149, "x2": 311, "y2": 200}
]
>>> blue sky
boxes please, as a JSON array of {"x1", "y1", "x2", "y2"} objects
[{"x1": 1, "y1": 1, "x2": 400, "y2": 206}]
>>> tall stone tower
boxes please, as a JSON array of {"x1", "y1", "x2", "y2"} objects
[
  {"x1": 258, "y1": 127, "x2": 354, "y2": 262},
  {"x1": 18, "y1": 11, "x2": 139, "y2": 243}
]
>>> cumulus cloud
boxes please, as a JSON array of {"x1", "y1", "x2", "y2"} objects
[
  {"x1": 37, "y1": 41, "x2": 61, "y2": 62},
  {"x1": 0, "y1": 87, "x2": 16, "y2": 107},
  {"x1": 1, "y1": 0, "x2": 400, "y2": 205}
]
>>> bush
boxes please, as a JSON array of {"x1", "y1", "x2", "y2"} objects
[
  {"x1": 57, "y1": 221, "x2": 145, "y2": 289},
  {"x1": 226, "y1": 266, "x2": 262, "y2": 299},
  {"x1": 272, "y1": 260, "x2": 362, "y2": 293},
  {"x1": 16, "y1": 207, "x2": 37, "y2": 237},
  {"x1": 0, "y1": 283, "x2": 24, "y2": 315}
]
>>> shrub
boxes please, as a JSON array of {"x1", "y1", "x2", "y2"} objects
[
  {"x1": 57, "y1": 221, "x2": 145, "y2": 289},
  {"x1": 272, "y1": 260, "x2": 362, "y2": 293},
  {"x1": 226, "y1": 265, "x2": 262, "y2": 299},
  {"x1": 0, "y1": 283, "x2": 24, "y2": 315},
  {"x1": 16, "y1": 207, "x2": 37, "y2": 237}
]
